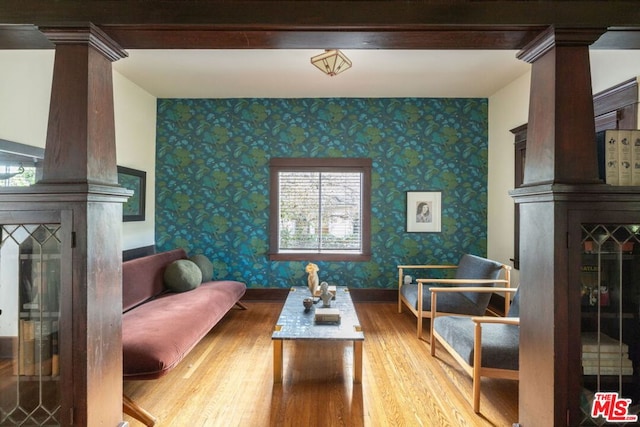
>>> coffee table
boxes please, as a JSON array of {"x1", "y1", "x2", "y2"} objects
[{"x1": 272, "y1": 286, "x2": 365, "y2": 383}]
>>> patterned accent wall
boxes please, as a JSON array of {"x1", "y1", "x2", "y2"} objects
[{"x1": 155, "y1": 98, "x2": 488, "y2": 289}]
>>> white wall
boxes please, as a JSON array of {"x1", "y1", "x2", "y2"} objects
[
  {"x1": 113, "y1": 71, "x2": 157, "y2": 250},
  {"x1": 487, "y1": 71, "x2": 531, "y2": 286},
  {"x1": 0, "y1": 50, "x2": 53, "y2": 147},
  {"x1": 0, "y1": 51, "x2": 158, "y2": 251}
]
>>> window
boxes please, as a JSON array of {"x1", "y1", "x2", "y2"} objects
[
  {"x1": 0, "y1": 164, "x2": 37, "y2": 187},
  {"x1": 269, "y1": 158, "x2": 371, "y2": 261},
  {"x1": 0, "y1": 139, "x2": 44, "y2": 187}
]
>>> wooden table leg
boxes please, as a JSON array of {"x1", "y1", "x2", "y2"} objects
[
  {"x1": 273, "y1": 339, "x2": 283, "y2": 383},
  {"x1": 353, "y1": 340, "x2": 363, "y2": 384}
]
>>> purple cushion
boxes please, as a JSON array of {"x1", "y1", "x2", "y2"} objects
[{"x1": 122, "y1": 280, "x2": 246, "y2": 380}]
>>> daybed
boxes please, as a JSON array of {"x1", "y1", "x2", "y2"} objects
[{"x1": 121, "y1": 248, "x2": 247, "y2": 426}]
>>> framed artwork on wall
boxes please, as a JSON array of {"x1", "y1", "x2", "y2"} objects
[
  {"x1": 117, "y1": 166, "x2": 146, "y2": 222},
  {"x1": 406, "y1": 191, "x2": 442, "y2": 232}
]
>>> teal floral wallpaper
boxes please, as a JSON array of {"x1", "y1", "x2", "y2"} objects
[{"x1": 155, "y1": 98, "x2": 488, "y2": 289}]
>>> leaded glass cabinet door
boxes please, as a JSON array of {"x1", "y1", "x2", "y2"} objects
[
  {"x1": 579, "y1": 223, "x2": 640, "y2": 426},
  {"x1": 0, "y1": 211, "x2": 72, "y2": 426}
]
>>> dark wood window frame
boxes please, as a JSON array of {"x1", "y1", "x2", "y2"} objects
[{"x1": 269, "y1": 157, "x2": 372, "y2": 262}]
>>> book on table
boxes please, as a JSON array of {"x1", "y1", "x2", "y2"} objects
[{"x1": 315, "y1": 308, "x2": 341, "y2": 324}]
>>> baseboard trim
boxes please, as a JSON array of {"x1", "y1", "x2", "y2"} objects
[{"x1": 242, "y1": 288, "x2": 396, "y2": 303}]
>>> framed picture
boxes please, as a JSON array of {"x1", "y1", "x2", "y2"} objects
[
  {"x1": 117, "y1": 166, "x2": 146, "y2": 222},
  {"x1": 406, "y1": 191, "x2": 442, "y2": 232}
]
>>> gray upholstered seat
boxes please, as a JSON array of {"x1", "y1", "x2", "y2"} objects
[
  {"x1": 398, "y1": 254, "x2": 512, "y2": 339},
  {"x1": 432, "y1": 288, "x2": 520, "y2": 413}
]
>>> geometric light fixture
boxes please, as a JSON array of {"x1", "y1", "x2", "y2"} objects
[{"x1": 310, "y1": 49, "x2": 352, "y2": 76}]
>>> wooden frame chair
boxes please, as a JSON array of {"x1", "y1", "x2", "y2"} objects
[
  {"x1": 430, "y1": 287, "x2": 519, "y2": 413},
  {"x1": 398, "y1": 254, "x2": 512, "y2": 339}
]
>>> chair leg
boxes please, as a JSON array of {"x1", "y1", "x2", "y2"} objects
[
  {"x1": 123, "y1": 394, "x2": 157, "y2": 427},
  {"x1": 429, "y1": 292, "x2": 437, "y2": 345},
  {"x1": 472, "y1": 367, "x2": 481, "y2": 413},
  {"x1": 473, "y1": 322, "x2": 482, "y2": 413},
  {"x1": 430, "y1": 332, "x2": 437, "y2": 356},
  {"x1": 398, "y1": 268, "x2": 404, "y2": 314},
  {"x1": 417, "y1": 283, "x2": 424, "y2": 339}
]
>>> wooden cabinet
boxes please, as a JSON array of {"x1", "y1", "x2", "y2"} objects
[
  {"x1": 562, "y1": 206, "x2": 640, "y2": 425},
  {"x1": 0, "y1": 210, "x2": 73, "y2": 425},
  {"x1": 578, "y1": 223, "x2": 640, "y2": 420}
]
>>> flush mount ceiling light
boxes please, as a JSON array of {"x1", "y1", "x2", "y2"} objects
[{"x1": 310, "y1": 49, "x2": 352, "y2": 76}]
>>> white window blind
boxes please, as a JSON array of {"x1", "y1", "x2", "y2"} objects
[{"x1": 278, "y1": 171, "x2": 362, "y2": 253}]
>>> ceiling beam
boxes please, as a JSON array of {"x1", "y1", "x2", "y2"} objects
[
  {"x1": 99, "y1": 26, "x2": 546, "y2": 50},
  {"x1": 0, "y1": 25, "x2": 53, "y2": 49},
  {"x1": 1, "y1": 1, "x2": 640, "y2": 50},
  {"x1": 2, "y1": 1, "x2": 640, "y2": 27}
]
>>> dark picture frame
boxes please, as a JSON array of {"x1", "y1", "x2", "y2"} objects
[
  {"x1": 406, "y1": 191, "x2": 442, "y2": 232},
  {"x1": 117, "y1": 166, "x2": 146, "y2": 222}
]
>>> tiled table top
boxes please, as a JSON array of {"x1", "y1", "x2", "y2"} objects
[{"x1": 272, "y1": 286, "x2": 364, "y2": 341}]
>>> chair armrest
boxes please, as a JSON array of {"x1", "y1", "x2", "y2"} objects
[
  {"x1": 427, "y1": 286, "x2": 516, "y2": 293},
  {"x1": 417, "y1": 279, "x2": 510, "y2": 286},
  {"x1": 397, "y1": 265, "x2": 458, "y2": 291},
  {"x1": 471, "y1": 316, "x2": 520, "y2": 326},
  {"x1": 398, "y1": 265, "x2": 458, "y2": 269},
  {"x1": 430, "y1": 287, "x2": 518, "y2": 326}
]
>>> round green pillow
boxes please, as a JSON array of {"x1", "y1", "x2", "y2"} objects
[
  {"x1": 163, "y1": 259, "x2": 202, "y2": 292},
  {"x1": 189, "y1": 254, "x2": 214, "y2": 282}
]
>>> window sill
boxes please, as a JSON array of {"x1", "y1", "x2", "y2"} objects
[{"x1": 268, "y1": 252, "x2": 371, "y2": 262}]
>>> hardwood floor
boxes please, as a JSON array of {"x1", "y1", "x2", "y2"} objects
[{"x1": 123, "y1": 302, "x2": 518, "y2": 427}]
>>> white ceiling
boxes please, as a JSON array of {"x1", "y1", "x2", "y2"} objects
[{"x1": 112, "y1": 49, "x2": 640, "y2": 99}]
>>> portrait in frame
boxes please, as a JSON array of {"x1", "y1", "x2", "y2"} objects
[{"x1": 406, "y1": 191, "x2": 442, "y2": 232}]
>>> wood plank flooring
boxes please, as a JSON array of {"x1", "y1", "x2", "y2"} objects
[{"x1": 123, "y1": 302, "x2": 518, "y2": 427}]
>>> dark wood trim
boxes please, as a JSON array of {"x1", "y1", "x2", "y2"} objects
[
  {"x1": 510, "y1": 124, "x2": 527, "y2": 270},
  {"x1": 241, "y1": 287, "x2": 396, "y2": 303},
  {"x1": 349, "y1": 288, "x2": 396, "y2": 303},
  {"x1": 594, "y1": 111, "x2": 619, "y2": 132},
  {"x1": 517, "y1": 26, "x2": 606, "y2": 64},
  {"x1": 593, "y1": 77, "x2": 638, "y2": 118},
  {"x1": 268, "y1": 157, "x2": 372, "y2": 262},
  {"x1": 593, "y1": 77, "x2": 639, "y2": 131},
  {"x1": 0, "y1": 24, "x2": 53, "y2": 49},
  {"x1": 100, "y1": 27, "x2": 544, "y2": 50},
  {"x1": 269, "y1": 157, "x2": 373, "y2": 169},
  {"x1": 2, "y1": 2, "x2": 640, "y2": 51},
  {"x1": 0, "y1": 336, "x2": 16, "y2": 359},
  {"x1": 594, "y1": 27, "x2": 640, "y2": 49},
  {"x1": 2, "y1": 1, "x2": 640, "y2": 28},
  {"x1": 0, "y1": 138, "x2": 45, "y2": 159},
  {"x1": 241, "y1": 288, "x2": 289, "y2": 301},
  {"x1": 122, "y1": 245, "x2": 155, "y2": 261}
]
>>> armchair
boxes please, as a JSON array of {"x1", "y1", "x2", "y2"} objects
[
  {"x1": 398, "y1": 254, "x2": 511, "y2": 339},
  {"x1": 431, "y1": 287, "x2": 519, "y2": 413}
]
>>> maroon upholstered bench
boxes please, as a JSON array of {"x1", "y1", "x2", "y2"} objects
[{"x1": 121, "y1": 248, "x2": 247, "y2": 426}]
